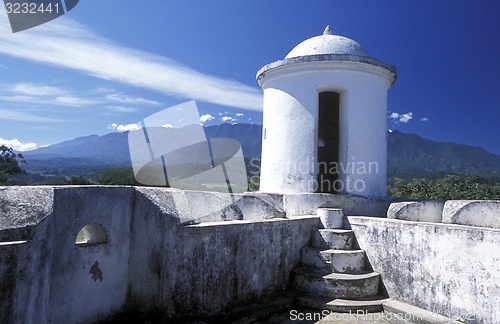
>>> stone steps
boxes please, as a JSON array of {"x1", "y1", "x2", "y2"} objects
[
  {"x1": 296, "y1": 293, "x2": 389, "y2": 313},
  {"x1": 292, "y1": 207, "x2": 386, "y2": 313},
  {"x1": 300, "y1": 246, "x2": 365, "y2": 273},
  {"x1": 311, "y1": 228, "x2": 354, "y2": 249},
  {"x1": 293, "y1": 267, "x2": 380, "y2": 298}
]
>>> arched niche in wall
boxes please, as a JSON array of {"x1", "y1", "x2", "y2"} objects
[{"x1": 75, "y1": 223, "x2": 108, "y2": 245}]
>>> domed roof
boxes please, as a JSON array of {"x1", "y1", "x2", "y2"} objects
[
  {"x1": 285, "y1": 26, "x2": 369, "y2": 59},
  {"x1": 256, "y1": 26, "x2": 397, "y2": 87}
]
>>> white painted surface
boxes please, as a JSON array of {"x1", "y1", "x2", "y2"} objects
[
  {"x1": 257, "y1": 30, "x2": 396, "y2": 197},
  {"x1": 318, "y1": 208, "x2": 344, "y2": 229},
  {"x1": 443, "y1": 200, "x2": 500, "y2": 229},
  {"x1": 286, "y1": 34, "x2": 369, "y2": 58},
  {"x1": 282, "y1": 193, "x2": 392, "y2": 217},
  {"x1": 350, "y1": 216, "x2": 500, "y2": 324},
  {"x1": 387, "y1": 201, "x2": 445, "y2": 223}
]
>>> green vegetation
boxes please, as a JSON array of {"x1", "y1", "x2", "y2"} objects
[
  {"x1": 4, "y1": 146, "x2": 499, "y2": 201},
  {"x1": 246, "y1": 173, "x2": 500, "y2": 198},
  {"x1": 9, "y1": 166, "x2": 138, "y2": 186},
  {"x1": 246, "y1": 157, "x2": 260, "y2": 191},
  {"x1": 64, "y1": 176, "x2": 92, "y2": 185},
  {"x1": 76, "y1": 229, "x2": 85, "y2": 243},
  {"x1": 388, "y1": 174, "x2": 500, "y2": 200},
  {"x1": 248, "y1": 176, "x2": 260, "y2": 191},
  {"x1": 96, "y1": 167, "x2": 139, "y2": 185},
  {"x1": 0, "y1": 145, "x2": 27, "y2": 185}
]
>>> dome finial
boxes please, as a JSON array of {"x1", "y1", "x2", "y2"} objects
[{"x1": 323, "y1": 25, "x2": 332, "y2": 35}]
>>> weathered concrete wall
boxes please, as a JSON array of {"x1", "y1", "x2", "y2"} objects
[
  {"x1": 49, "y1": 186, "x2": 135, "y2": 324},
  {"x1": 0, "y1": 187, "x2": 54, "y2": 324},
  {"x1": 283, "y1": 193, "x2": 393, "y2": 217},
  {"x1": 0, "y1": 186, "x2": 320, "y2": 323},
  {"x1": 134, "y1": 187, "x2": 285, "y2": 224},
  {"x1": 349, "y1": 216, "x2": 500, "y2": 324},
  {"x1": 170, "y1": 217, "x2": 317, "y2": 316},
  {"x1": 388, "y1": 200, "x2": 500, "y2": 228},
  {"x1": 127, "y1": 187, "x2": 317, "y2": 317},
  {"x1": 387, "y1": 201, "x2": 445, "y2": 223},
  {"x1": 126, "y1": 187, "x2": 182, "y2": 313},
  {"x1": 0, "y1": 186, "x2": 54, "y2": 240},
  {"x1": 443, "y1": 200, "x2": 500, "y2": 229},
  {"x1": 0, "y1": 232, "x2": 52, "y2": 324}
]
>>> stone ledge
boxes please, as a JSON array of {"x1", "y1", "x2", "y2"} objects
[
  {"x1": 0, "y1": 186, "x2": 54, "y2": 231},
  {"x1": 383, "y1": 299, "x2": 461, "y2": 324},
  {"x1": 181, "y1": 216, "x2": 319, "y2": 236},
  {"x1": 387, "y1": 201, "x2": 445, "y2": 223},
  {"x1": 443, "y1": 200, "x2": 500, "y2": 229}
]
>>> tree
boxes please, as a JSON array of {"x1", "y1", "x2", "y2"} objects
[{"x1": 0, "y1": 145, "x2": 27, "y2": 185}]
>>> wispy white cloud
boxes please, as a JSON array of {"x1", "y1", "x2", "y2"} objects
[
  {"x1": 11, "y1": 82, "x2": 65, "y2": 96},
  {"x1": 0, "y1": 95, "x2": 43, "y2": 104},
  {"x1": 106, "y1": 105, "x2": 138, "y2": 113},
  {"x1": 0, "y1": 108, "x2": 64, "y2": 123},
  {"x1": 55, "y1": 96, "x2": 97, "y2": 106},
  {"x1": 106, "y1": 93, "x2": 161, "y2": 106},
  {"x1": 107, "y1": 122, "x2": 141, "y2": 132},
  {"x1": 0, "y1": 82, "x2": 162, "y2": 111},
  {"x1": 200, "y1": 113, "x2": 214, "y2": 123},
  {"x1": 0, "y1": 82, "x2": 98, "y2": 106},
  {"x1": 0, "y1": 14, "x2": 262, "y2": 111},
  {"x1": 236, "y1": 113, "x2": 244, "y2": 117},
  {"x1": 421, "y1": 117, "x2": 429, "y2": 122},
  {"x1": 222, "y1": 116, "x2": 236, "y2": 122},
  {"x1": 0, "y1": 137, "x2": 37, "y2": 151},
  {"x1": 0, "y1": 93, "x2": 97, "y2": 106},
  {"x1": 162, "y1": 123, "x2": 173, "y2": 128}
]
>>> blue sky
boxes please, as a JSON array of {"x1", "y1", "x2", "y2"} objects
[{"x1": 0, "y1": 1, "x2": 499, "y2": 155}]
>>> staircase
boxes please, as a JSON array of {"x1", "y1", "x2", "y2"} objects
[{"x1": 292, "y1": 208, "x2": 388, "y2": 313}]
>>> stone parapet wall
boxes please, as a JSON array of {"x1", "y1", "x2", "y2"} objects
[
  {"x1": 349, "y1": 216, "x2": 500, "y2": 324},
  {"x1": 443, "y1": 200, "x2": 500, "y2": 229},
  {"x1": 283, "y1": 193, "x2": 393, "y2": 217},
  {"x1": 0, "y1": 186, "x2": 319, "y2": 323},
  {"x1": 388, "y1": 200, "x2": 500, "y2": 229}
]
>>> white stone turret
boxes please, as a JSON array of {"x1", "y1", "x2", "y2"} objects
[{"x1": 256, "y1": 27, "x2": 397, "y2": 197}]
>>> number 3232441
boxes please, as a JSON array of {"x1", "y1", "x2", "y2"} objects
[{"x1": 5, "y1": 2, "x2": 60, "y2": 14}]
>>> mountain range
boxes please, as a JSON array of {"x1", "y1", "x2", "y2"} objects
[{"x1": 21, "y1": 123, "x2": 500, "y2": 179}]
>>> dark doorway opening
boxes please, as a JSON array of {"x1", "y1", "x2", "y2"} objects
[{"x1": 317, "y1": 92, "x2": 340, "y2": 193}]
